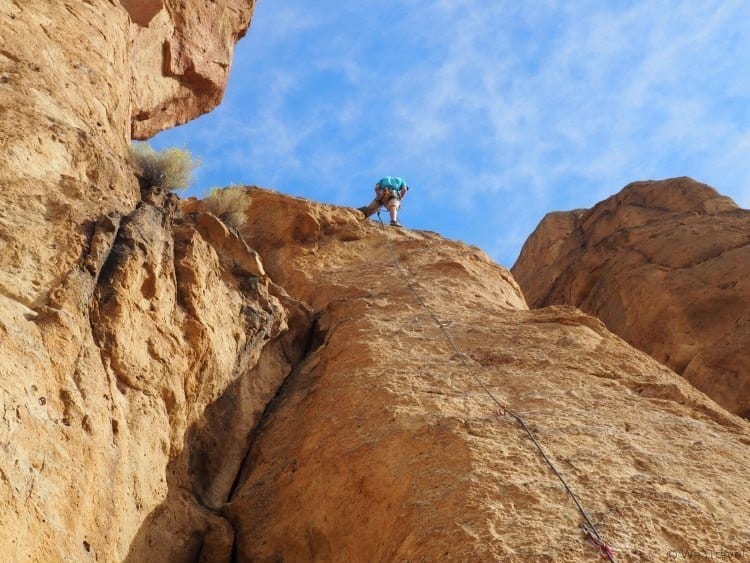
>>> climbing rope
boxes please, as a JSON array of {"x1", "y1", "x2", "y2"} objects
[{"x1": 375, "y1": 211, "x2": 617, "y2": 562}]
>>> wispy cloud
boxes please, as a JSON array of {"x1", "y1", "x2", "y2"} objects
[{"x1": 153, "y1": 0, "x2": 750, "y2": 266}]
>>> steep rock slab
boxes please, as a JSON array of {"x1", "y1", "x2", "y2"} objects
[
  {"x1": 512, "y1": 177, "x2": 750, "y2": 417},
  {"x1": 227, "y1": 189, "x2": 750, "y2": 561},
  {"x1": 1, "y1": 4, "x2": 137, "y2": 558},
  {"x1": 0, "y1": 0, "x2": 137, "y2": 309},
  {"x1": 0, "y1": 0, "x2": 254, "y2": 310}
]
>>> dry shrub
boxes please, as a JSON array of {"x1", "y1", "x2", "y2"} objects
[
  {"x1": 203, "y1": 185, "x2": 252, "y2": 235},
  {"x1": 129, "y1": 143, "x2": 199, "y2": 192}
]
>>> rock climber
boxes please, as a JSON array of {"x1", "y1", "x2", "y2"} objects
[{"x1": 358, "y1": 176, "x2": 409, "y2": 227}]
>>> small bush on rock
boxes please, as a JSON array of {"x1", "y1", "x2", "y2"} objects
[
  {"x1": 129, "y1": 143, "x2": 199, "y2": 192},
  {"x1": 204, "y1": 185, "x2": 252, "y2": 235}
]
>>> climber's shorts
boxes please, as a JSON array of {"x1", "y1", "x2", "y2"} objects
[{"x1": 383, "y1": 196, "x2": 400, "y2": 211}]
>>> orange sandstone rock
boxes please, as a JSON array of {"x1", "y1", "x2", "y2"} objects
[
  {"x1": 226, "y1": 188, "x2": 750, "y2": 561},
  {"x1": 128, "y1": 0, "x2": 256, "y2": 138},
  {"x1": 0, "y1": 2, "x2": 265, "y2": 560},
  {"x1": 512, "y1": 177, "x2": 750, "y2": 418},
  {"x1": 120, "y1": 0, "x2": 164, "y2": 27},
  {"x1": 2, "y1": 3, "x2": 750, "y2": 561}
]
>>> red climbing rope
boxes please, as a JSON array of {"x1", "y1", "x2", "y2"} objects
[{"x1": 583, "y1": 525, "x2": 618, "y2": 560}]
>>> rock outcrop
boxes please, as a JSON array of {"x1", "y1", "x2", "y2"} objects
[
  {"x1": 0, "y1": 0, "x2": 255, "y2": 313},
  {"x1": 0, "y1": 2, "x2": 261, "y2": 560},
  {"x1": 0, "y1": 186, "x2": 312, "y2": 561},
  {"x1": 3, "y1": 4, "x2": 750, "y2": 561},
  {"x1": 127, "y1": 0, "x2": 256, "y2": 138},
  {"x1": 222, "y1": 189, "x2": 750, "y2": 561},
  {"x1": 512, "y1": 178, "x2": 750, "y2": 418}
]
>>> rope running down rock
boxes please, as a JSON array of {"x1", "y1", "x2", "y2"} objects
[{"x1": 375, "y1": 211, "x2": 617, "y2": 562}]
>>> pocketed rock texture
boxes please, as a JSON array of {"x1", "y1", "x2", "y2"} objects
[
  {"x1": 0, "y1": 2, "x2": 265, "y2": 561},
  {"x1": 223, "y1": 188, "x2": 750, "y2": 562},
  {"x1": 0, "y1": 0, "x2": 254, "y2": 313},
  {"x1": 512, "y1": 178, "x2": 750, "y2": 418},
  {"x1": 0, "y1": 188, "x2": 315, "y2": 561}
]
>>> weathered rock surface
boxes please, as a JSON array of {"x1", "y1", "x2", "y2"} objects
[
  {"x1": 0, "y1": 0, "x2": 255, "y2": 312},
  {"x1": 225, "y1": 189, "x2": 750, "y2": 561},
  {"x1": 0, "y1": 188, "x2": 311, "y2": 561},
  {"x1": 4, "y1": 3, "x2": 750, "y2": 561},
  {"x1": 127, "y1": 0, "x2": 256, "y2": 138},
  {"x1": 512, "y1": 178, "x2": 750, "y2": 418},
  {"x1": 0, "y1": 2, "x2": 264, "y2": 561}
]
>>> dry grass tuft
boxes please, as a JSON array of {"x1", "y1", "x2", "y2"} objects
[
  {"x1": 203, "y1": 185, "x2": 253, "y2": 235},
  {"x1": 129, "y1": 143, "x2": 199, "y2": 192}
]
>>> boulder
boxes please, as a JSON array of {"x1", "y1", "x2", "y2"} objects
[{"x1": 512, "y1": 177, "x2": 750, "y2": 417}]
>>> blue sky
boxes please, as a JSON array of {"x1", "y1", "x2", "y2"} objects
[{"x1": 152, "y1": 0, "x2": 750, "y2": 267}]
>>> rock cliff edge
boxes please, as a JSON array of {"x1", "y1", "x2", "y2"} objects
[{"x1": 2, "y1": 5, "x2": 750, "y2": 562}]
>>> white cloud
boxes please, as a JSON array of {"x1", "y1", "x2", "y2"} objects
[{"x1": 155, "y1": 0, "x2": 750, "y2": 264}]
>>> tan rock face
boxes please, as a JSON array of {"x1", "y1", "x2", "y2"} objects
[
  {"x1": 120, "y1": 0, "x2": 164, "y2": 27},
  {"x1": 226, "y1": 189, "x2": 750, "y2": 561},
  {"x1": 0, "y1": 1, "x2": 264, "y2": 560},
  {"x1": 0, "y1": 0, "x2": 254, "y2": 306},
  {"x1": 1, "y1": 1, "x2": 136, "y2": 310},
  {"x1": 3, "y1": 3, "x2": 750, "y2": 560},
  {"x1": 128, "y1": 0, "x2": 255, "y2": 138},
  {"x1": 512, "y1": 177, "x2": 750, "y2": 417},
  {"x1": 0, "y1": 189, "x2": 310, "y2": 561}
]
